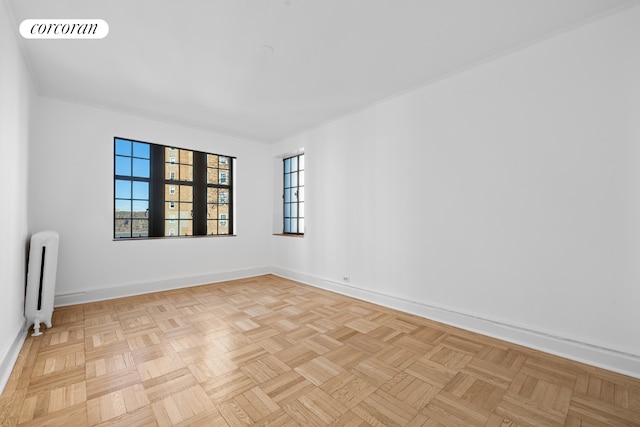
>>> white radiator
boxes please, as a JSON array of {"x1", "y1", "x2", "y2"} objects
[{"x1": 25, "y1": 231, "x2": 59, "y2": 336}]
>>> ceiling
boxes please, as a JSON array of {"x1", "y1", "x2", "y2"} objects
[{"x1": 6, "y1": 0, "x2": 637, "y2": 143}]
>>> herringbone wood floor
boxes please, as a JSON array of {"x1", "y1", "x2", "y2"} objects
[{"x1": 1, "y1": 275, "x2": 639, "y2": 426}]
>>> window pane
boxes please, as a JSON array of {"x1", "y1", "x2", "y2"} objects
[
  {"x1": 133, "y1": 142, "x2": 150, "y2": 158},
  {"x1": 284, "y1": 218, "x2": 291, "y2": 233},
  {"x1": 207, "y1": 220, "x2": 218, "y2": 235},
  {"x1": 207, "y1": 168, "x2": 218, "y2": 184},
  {"x1": 299, "y1": 154, "x2": 304, "y2": 170},
  {"x1": 219, "y1": 189, "x2": 229, "y2": 205},
  {"x1": 284, "y1": 173, "x2": 290, "y2": 188},
  {"x1": 179, "y1": 203, "x2": 192, "y2": 219},
  {"x1": 179, "y1": 220, "x2": 192, "y2": 236},
  {"x1": 219, "y1": 171, "x2": 229, "y2": 185},
  {"x1": 284, "y1": 158, "x2": 291, "y2": 173},
  {"x1": 115, "y1": 219, "x2": 131, "y2": 238},
  {"x1": 165, "y1": 164, "x2": 178, "y2": 180},
  {"x1": 218, "y1": 203, "x2": 229, "y2": 216},
  {"x1": 180, "y1": 150, "x2": 193, "y2": 165},
  {"x1": 207, "y1": 188, "x2": 218, "y2": 203},
  {"x1": 291, "y1": 172, "x2": 298, "y2": 187},
  {"x1": 292, "y1": 188, "x2": 298, "y2": 202},
  {"x1": 165, "y1": 147, "x2": 177, "y2": 159},
  {"x1": 218, "y1": 220, "x2": 229, "y2": 234},
  {"x1": 291, "y1": 156, "x2": 298, "y2": 171},
  {"x1": 180, "y1": 164, "x2": 193, "y2": 181},
  {"x1": 166, "y1": 185, "x2": 178, "y2": 201},
  {"x1": 115, "y1": 180, "x2": 131, "y2": 198},
  {"x1": 180, "y1": 185, "x2": 193, "y2": 202},
  {"x1": 115, "y1": 139, "x2": 131, "y2": 156},
  {"x1": 165, "y1": 222, "x2": 179, "y2": 236},
  {"x1": 291, "y1": 219, "x2": 298, "y2": 233},
  {"x1": 291, "y1": 203, "x2": 298, "y2": 218},
  {"x1": 133, "y1": 158, "x2": 150, "y2": 178},
  {"x1": 207, "y1": 154, "x2": 219, "y2": 168},
  {"x1": 284, "y1": 188, "x2": 291, "y2": 203},
  {"x1": 219, "y1": 156, "x2": 229, "y2": 170},
  {"x1": 132, "y1": 219, "x2": 148, "y2": 237},
  {"x1": 132, "y1": 200, "x2": 148, "y2": 217},
  {"x1": 115, "y1": 156, "x2": 131, "y2": 176},
  {"x1": 115, "y1": 199, "x2": 131, "y2": 217},
  {"x1": 299, "y1": 170, "x2": 304, "y2": 186},
  {"x1": 298, "y1": 218, "x2": 305, "y2": 233},
  {"x1": 299, "y1": 202, "x2": 304, "y2": 217},
  {"x1": 207, "y1": 204, "x2": 218, "y2": 219},
  {"x1": 284, "y1": 203, "x2": 290, "y2": 217},
  {"x1": 165, "y1": 202, "x2": 176, "y2": 217},
  {"x1": 298, "y1": 187, "x2": 304, "y2": 202},
  {"x1": 132, "y1": 181, "x2": 148, "y2": 199}
]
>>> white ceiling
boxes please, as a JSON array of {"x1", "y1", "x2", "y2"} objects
[{"x1": 6, "y1": 0, "x2": 637, "y2": 143}]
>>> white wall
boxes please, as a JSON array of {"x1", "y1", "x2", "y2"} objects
[
  {"x1": 30, "y1": 99, "x2": 272, "y2": 305},
  {"x1": 0, "y1": 1, "x2": 35, "y2": 392},
  {"x1": 270, "y1": 6, "x2": 640, "y2": 376}
]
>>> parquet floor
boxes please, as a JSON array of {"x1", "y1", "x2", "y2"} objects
[{"x1": 1, "y1": 275, "x2": 639, "y2": 426}]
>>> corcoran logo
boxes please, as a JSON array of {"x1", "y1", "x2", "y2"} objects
[{"x1": 19, "y1": 19, "x2": 109, "y2": 39}]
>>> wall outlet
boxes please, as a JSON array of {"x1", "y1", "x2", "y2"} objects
[{"x1": 342, "y1": 276, "x2": 350, "y2": 282}]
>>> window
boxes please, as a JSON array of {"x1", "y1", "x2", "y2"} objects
[
  {"x1": 114, "y1": 137, "x2": 234, "y2": 238},
  {"x1": 115, "y1": 139, "x2": 150, "y2": 238},
  {"x1": 206, "y1": 154, "x2": 231, "y2": 235},
  {"x1": 283, "y1": 154, "x2": 304, "y2": 234}
]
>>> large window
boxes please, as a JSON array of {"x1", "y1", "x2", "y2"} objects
[
  {"x1": 114, "y1": 137, "x2": 234, "y2": 239},
  {"x1": 283, "y1": 154, "x2": 304, "y2": 234}
]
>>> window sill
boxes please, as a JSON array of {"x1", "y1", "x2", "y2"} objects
[
  {"x1": 114, "y1": 234, "x2": 237, "y2": 241},
  {"x1": 272, "y1": 233, "x2": 304, "y2": 238}
]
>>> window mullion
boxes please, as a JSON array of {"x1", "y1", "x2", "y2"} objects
[
  {"x1": 149, "y1": 144, "x2": 165, "y2": 237},
  {"x1": 192, "y1": 151, "x2": 207, "y2": 236}
]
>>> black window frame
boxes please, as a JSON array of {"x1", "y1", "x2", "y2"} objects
[
  {"x1": 114, "y1": 137, "x2": 235, "y2": 239},
  {"x1": 283, "y1": 153, "x2": 304, "y2": 235}
]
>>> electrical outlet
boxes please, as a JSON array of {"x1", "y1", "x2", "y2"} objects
[{"x1": 343, "y1": 276, "x2": 350, "y2": 282}]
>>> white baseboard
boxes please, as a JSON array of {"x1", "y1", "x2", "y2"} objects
[
  {"x1": 271, "y1": 267, "x2": 640, "y2": 379},
  {"x1": 54, "y1": 266, "x2": 271, "y2": 307},
  {"x1": 0, "y1": 320, "x2": 27, "y2": 395}
]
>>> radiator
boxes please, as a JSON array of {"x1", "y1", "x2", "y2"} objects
[{"x1": 25, "y1": 231, "x2": 59, "y2": 336}]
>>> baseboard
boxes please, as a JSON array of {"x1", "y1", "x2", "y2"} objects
[
  {"x1": 0, "y1": 320, "x2": 27, "y2": 395},
  {"x1": 271, "y1": 266, "x2": 640, "y2": 379},
  {"x1": 54, "y1": 266, "x2": 271, "y2": 307}
]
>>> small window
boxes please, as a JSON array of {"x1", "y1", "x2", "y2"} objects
[{"x1": 283, "y1": 153, "x2": 304, "y2": 235}]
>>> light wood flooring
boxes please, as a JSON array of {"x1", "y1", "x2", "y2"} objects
[{"x1": 1, "y1": 274, "x2": 639, "y2": 426}]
